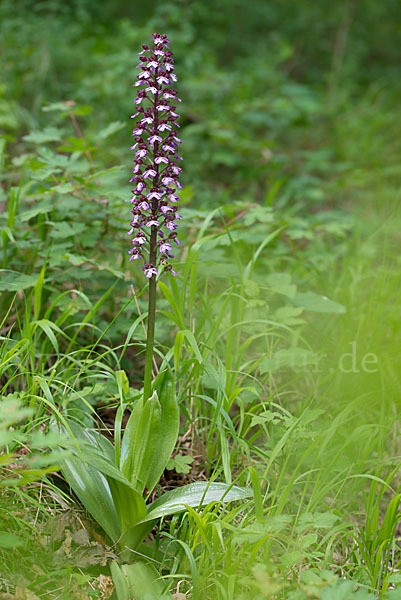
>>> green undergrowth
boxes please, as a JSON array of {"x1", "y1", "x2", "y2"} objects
[{"x1": 1, "y1": 1, "x2": 401, "y2": 598}]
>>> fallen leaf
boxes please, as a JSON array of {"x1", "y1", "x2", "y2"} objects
[
  {"x1": 57, "y1": 529, "x2": 73, "y2": 557},
  {"x1": 72, "y1": 528, "x2": 90, "y2": 546},
  {"x1": 14, "y1": 588, "x2": 41, "y2": 600},
  {"x1": 94, "y1": 575, "x2": 114, "y2": 599}
]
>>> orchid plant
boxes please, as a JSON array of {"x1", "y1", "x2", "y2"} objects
[{"x1": 58, "y1": 33, "x2": 251, "y2": 595}]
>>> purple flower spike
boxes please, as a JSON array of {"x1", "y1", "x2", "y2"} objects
[{"x1": 128, "y1": 33, "x2": 182, "y2": 278}]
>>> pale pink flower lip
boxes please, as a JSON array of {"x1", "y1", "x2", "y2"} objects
[
  {"x1": 149, "y1": 135, "x2": 162, "y2": 145},
  {"x1": 147, "y1": 191, "x2": 161, "y2": 200}
]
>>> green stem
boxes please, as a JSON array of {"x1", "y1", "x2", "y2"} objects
[
  {"x1": 143, "y1": 69, "x2": 160, "y2": 402},
  {"x1": 143, "y1": 227, "x2": 157, "y2": 401}
]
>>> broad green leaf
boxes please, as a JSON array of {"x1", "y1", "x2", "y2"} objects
[
  {"x1": 293, "y1": 292, "x2": 346, "y2": 313},
  {"x1": 61, "y1": 454, "x2": 120, "y2": 541},
  {"x1": 121, "y1": 392, "x2": 161, "y2": 494},
  {"x1": 65, "y1": 421, "x2": 115, "y2": 463},
  {"x1": 59, "y1": 422, "x2": 146, "y2": 542},
  {"x1": 140, "y1": 481, "x2": 252, "y2": 523},
  {"x1": 42, "y1": 101, "x2": 76, "y2": 113},
  {"x1": 70, "y1": 105, "x2": 93, "y2": 116},
  {"x1": 122, "y1": 562, "x2": 171, "y2": 599},
  {"x1": 146, "y1": 370, "x2": 180, "y2": 491},
  {"x1": 120, "y1": 398, "x2": 143, "y2": 473},
  {"x1": 65, "y1": 253, "x2": 87, "y2": 266},
  {"x1": 73, "y1": 443, "x2": 131, "y2": 485},
  {"x1": 108, "y1": 478, "x2": 147, "y2": 536},
  {"x1": 110, "y1": 562, "x2": 130, "y2": 600},
  {"x1": 63, "y1": 424, "x2": 135, "y2": 490},
  {"x1": 58, "y1": 136, "x2": 95, "y2": 153},
  {"x1": 0, "y1": 270, "x2": 37, "y2": 292},
  {"x1": 119, "y1": 519, "x2": 156, "y2": 553}
]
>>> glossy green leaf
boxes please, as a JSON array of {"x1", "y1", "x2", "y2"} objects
[
  {"x1": 146, "y1": 370, "x2": 180, "y2": 492},
  {"x1": 139, "y1": 481, "x2": 252, "y2": 523},
  {"x1": 63, "y1": 422, "x2": 141, "y2": 492},
  {"x1": 60, "y1": 422, "x2": 147, "y2": 543},
  {"x1": 61, "y1": 454, "x2": 120, "y2": 541},
  {"x1": 74, "y1": 443, "x2": 136, "y2": 488},
  {"x1": 121, "y1": 392, "x2": 161, "y2": 494},
  {"x1": 120, "y1": 397, "x2": 144, "y2": 475},
  {"x1": 72, "y1": 424, "x2": 116, "y2": 462},
  {"x1": 119, "y1": 519, "x2": 156, "y2": 553},
  {"x1": 122, "y1": 562, "x2": 171, "y2": 599},
  {"x1": 108, "y1": 478, "x2": 147, "y2": 536},
  {"x1": 110, "y1": 561, "x2": 130, "y2": 600}
]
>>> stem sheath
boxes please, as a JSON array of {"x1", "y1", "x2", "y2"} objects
[{"x1": 143, "y1": 227, "x2": 157, "y2": 400}]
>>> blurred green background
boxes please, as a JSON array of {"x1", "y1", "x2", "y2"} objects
[{"x1": 2, "y1": 0, "x2": 401, "y2": 203}]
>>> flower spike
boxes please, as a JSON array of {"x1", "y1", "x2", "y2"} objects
[{"x1": 128, "y1": 32, "x2": 182, "y2": 278}]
